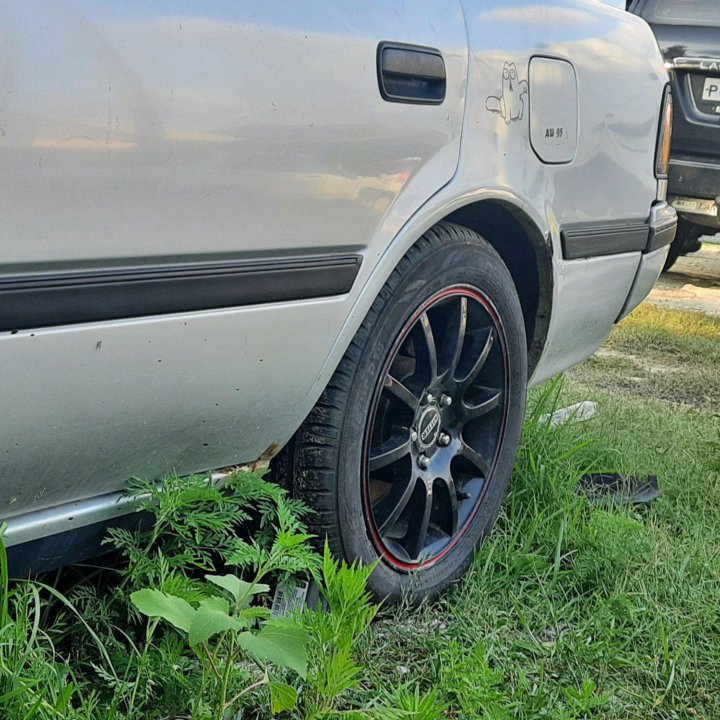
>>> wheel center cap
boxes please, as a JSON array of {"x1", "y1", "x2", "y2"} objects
[{"x1": 416, "y1": 406, "x2": 441, "y2": 451}]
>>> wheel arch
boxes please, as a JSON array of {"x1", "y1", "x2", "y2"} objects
[
  {"x1": 441, "y1": 199, "x2": 553, "y2": 377},
  {"x1": 301, "y1": 192, "x2": 554, "y2": 431},
  {"x1": 274, "y1": 194, "x2": 553, "y2": 484}
]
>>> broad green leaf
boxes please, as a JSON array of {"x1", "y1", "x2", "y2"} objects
[
  {"x1": 269, "y1": 680, "x2": 298, "y2": 713},
  {"x1": 205, "y1": 573, "x2": 270, "y2": 603},
  {"x1": 237, "y1": 618, "x2": 308, "y2": 677},
  {"x1": 130, "y1": 589, "x2": 195, "y2": 633},
  {"x1": 188, "y1": 596, "x2": 244, "y2": 646},
  {"x1": 241, "y1": 605, "x2": 272, "y2": 623}
]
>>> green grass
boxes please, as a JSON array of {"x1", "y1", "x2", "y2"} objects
[
  {"x1": 569, "y1": 304, "x2": 720, "y2": 409},
  {"x1": 1, "y1": 303, "x2": 718, "y2": 718}
]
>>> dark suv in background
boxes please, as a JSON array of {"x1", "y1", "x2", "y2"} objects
[{"x1": 630, "y1": 0, "x2": 720, "y2": 270}]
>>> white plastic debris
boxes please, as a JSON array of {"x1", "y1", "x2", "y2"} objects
[
  {"x1": 271, "y1": 578, "x2": 311, "y2": 618},
  {"x1": 539, "y1": 400, "x2": 598, "y2": 427}
]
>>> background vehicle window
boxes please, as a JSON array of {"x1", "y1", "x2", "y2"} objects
[{"x1": 642, "y1": 0, "x2": 720, "y2": 26}]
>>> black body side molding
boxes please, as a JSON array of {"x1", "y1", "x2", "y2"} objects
[
  {"x1": 560, "y1": 222, "x2": 650, "y2": 260},
  {"x1": 560, "y1": 210, "x2": 676, "y2": 261},
  {"x1": 0, "y1": 254, "x2": 362, "y2": 333}
]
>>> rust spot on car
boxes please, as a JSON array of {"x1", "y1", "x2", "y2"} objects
[
  {"x1": 259, "y1": 441, "x2": 281, "y2": 462},
  {"x1": 214, "y1": 442, "x2": 282, "y2": 477}
]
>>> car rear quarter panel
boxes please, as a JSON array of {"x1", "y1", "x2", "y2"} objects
[{"x1": 456, "y1": 0, "x2": 668, "y2": 381}]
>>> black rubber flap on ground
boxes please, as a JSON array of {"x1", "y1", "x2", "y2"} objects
[{"x1": 579, "y1": 474, "x2": 660, "y2": 506}]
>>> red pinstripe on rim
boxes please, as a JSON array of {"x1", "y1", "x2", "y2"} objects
[{"x1": 361, "y1": 285, "x2": 510, "y2": 572}]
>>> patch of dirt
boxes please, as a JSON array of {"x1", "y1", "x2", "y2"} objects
[
  {"x1": 594, "y1": 348, "x2": 683, "y2": 375},
  {"x1": 570, "y1": 351, "x2": 719, "y2": 410},
  {"x1": 648, "y1": 244, "x2": 720, "y2": 316}
]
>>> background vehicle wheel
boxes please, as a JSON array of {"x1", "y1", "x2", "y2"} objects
[
  {"x1": 290, "y1": 222, "x2": 528, "y2": 602},
  {"x1": 662, "y1": 220, "x2": 704, "y2": 272},
  {"x1": 662, "y1": 240, "x2": 682, "y2": 273}
]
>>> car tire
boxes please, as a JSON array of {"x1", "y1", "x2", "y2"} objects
[
  {"x1": 290, "y1": 222, "x2": 528, "y2": 602},
  {"x1": 662, "y1": 241, "x2": 682, "y2": 273},
  {"x1": 662, "y1": 220, "x2": 704, "y2": 273}
]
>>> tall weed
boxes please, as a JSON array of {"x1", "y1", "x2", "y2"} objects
[{"x1": 1, "y1": 472, "x2": 435, "y2": 719}]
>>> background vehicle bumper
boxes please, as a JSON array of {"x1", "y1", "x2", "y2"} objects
[{"x1": 669, "y1": 158, "x2": 720, "y2": 229}]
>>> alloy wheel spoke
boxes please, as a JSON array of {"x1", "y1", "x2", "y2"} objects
[
  {"x1": 447, "y1": 297, "x2": 467, "y2": 378},
  {"x1": 375, "y1": 476, "x2": 419, "y2": 535},
  {"x1": 441, "y1": 475, "x2": 459, "y2": 536},
  {"x1": 407, "y1": 487, "x2": 433, "y2": 561},
  {"x1": 369, "y1": 435, "x2": 411, "y2": 472},
  {"x1": 464, "y1": 390, "x2": 501, "y2": 420},
  {"x1": 459, "y1": 441, "x2": 489, "y2": 478},
  {"x1": 382, "y1": 374, "x2": 420, "y2": 412},
  {"x1": 457, "y1": 327, "x2": 495, "y2": 389},
  {"x1": 419, "y1": 312, "x2": 438, "y2": 381}
]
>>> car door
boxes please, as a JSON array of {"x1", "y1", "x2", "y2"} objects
[{"x1": 0, "y1": 2, "x2": 467, "y2": 520}]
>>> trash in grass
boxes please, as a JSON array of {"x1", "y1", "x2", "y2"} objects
[
  {"x1": 271, "y1": 577, "x2": 321, "y2": 617},
  {"x1": 579, "y1": 473, "x2": 660, "y2": 506},
  {"x1": 540, "y1": 400, "x2": 598, "y2": 427}
]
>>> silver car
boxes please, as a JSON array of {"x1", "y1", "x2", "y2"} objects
[{"x1": 2, "y1": 1, "x2": 675, "y2": 600}]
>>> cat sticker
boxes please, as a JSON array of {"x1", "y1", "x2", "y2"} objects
[{"x1": 486, "y1": 62, "x2": 528, "y2": 124}]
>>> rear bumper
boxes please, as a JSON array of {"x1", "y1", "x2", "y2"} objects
[
  {"x1": 616, "y1": 245, "x2": 669, "y2": 322},
  {"x1": 531, "y1": 202, "x2": 677, "y2": 385},
  {"x1": 645, "y1": 201, "x2": 678, "y2": 252},
  {"x1": 615, "y1": 202, "x2": 676, "y2": 321}
]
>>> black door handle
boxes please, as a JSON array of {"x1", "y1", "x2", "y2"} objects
[{"x1": 377, "y1": 42, "x2": 446, "y2": 105}]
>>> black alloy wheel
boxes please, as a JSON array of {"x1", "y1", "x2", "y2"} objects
[
  {"x1": 364, "y1": 288, "x2": 508, "y2": 570},
  {"x1": 288, "y1": 222, "x2": 528, "y2": 601}
]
